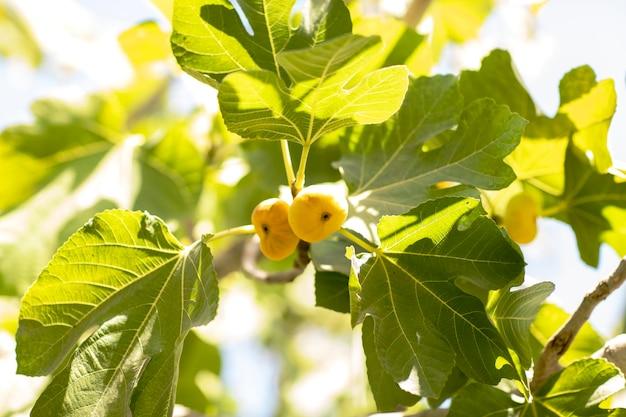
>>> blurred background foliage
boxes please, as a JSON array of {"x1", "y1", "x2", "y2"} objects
[{"x1": 0, "y1": 0, "x2": 625, "y2": 416}]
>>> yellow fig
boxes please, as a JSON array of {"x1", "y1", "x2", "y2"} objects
[
  {"x1": 503, "y1": 192, "x2": 538, "y2": 244},
  {"x1": 251, "y1": 198, "x2": 300, "y2": 260},
  {"x1": 288, "y1": 184, "x2": 348, "y2": 243}
]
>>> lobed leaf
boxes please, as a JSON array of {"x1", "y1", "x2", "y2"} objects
[
  {"x1": 337, "y1": 74, "x2": 525, "y2": 220},
  {"x1": 16, "y1": 210, "x2": 218, "y2": 417},
  {"x1": 170, "y1": 0, "x2": 352, "y2": 85},
  {"x1": 218, "y1": 35, "x2": 409, "y2": 144},
  {"x1": 356, "y1": 197, "x2": 525, "y2": 398},
  {"x1": 489, "y1": 282, "x2": 554, "y2": 369},
  {"x1": 449, "y1": 359, "x2": 626, "y2": 416}
]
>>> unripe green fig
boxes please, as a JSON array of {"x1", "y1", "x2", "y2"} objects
[
  {"x1": 288, "y1": 184, "x2": 348, "y2": 243},
  {"x1": 251, "y1": 198, "x2": 299, "y2": 260}
]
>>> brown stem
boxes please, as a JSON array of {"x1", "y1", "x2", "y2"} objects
[
  {"x1": 240, "y1": 237, "x2": 310, "y2": 283},
  {"x1": 213, "y1": 239, "x2": 248, "y2": 278},
  {"x1": 404, "y1": 0, "x2": 434, "y2": 28},
  {"x1": 531, "y1": 257, "x2": 626, "y2": 392},
  {"x1": 592, "y1": 334, "x2": 626, "y2": 375}
]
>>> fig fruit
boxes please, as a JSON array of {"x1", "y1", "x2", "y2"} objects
[
  {"x1": 252, "y1": 198, "x2": 300, "y2": 260},
  {"x1": 288, "y1": 184, "x2": 348, "y2": 243},
  {"x1": 503, "y1": 192, "x2": 538, "y2": 244}
]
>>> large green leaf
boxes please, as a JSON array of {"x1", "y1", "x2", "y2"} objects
[
  {"x1": 449, "y1": 359, "x2": 626, "y2": 416},
  {"x1": 459, "y1": 49, "x2": 536, "y2": 120},
  {"x1": 448, "y1": 383, "x2": 520, "y2": 417},
  {"x1": 460, "y1": 50, "x2": 616, "y2": 194},
  {"x1": 218, "y1": 34, "x2": 409, "y2": 144},
  {"x1": 550, "y1": 147, "x2": 626, "y2": 266},
  {"x1": 362, "y1": 317, "x2": 419, "y2": 411},
  {"x1": 460, "y1": 50, "x2": 621, "y2": 264},
  {"x1": 16, "y1": 210, "x2": 218, "y2": 416},
  {"x1": 337, "y1": 75, "x2": 525, "y2": 218},
  {"x1": 287, "y1": 0, "x2": 352, "y2": 49},
  {"x1": 356, "y1": 197, "x2": 525, "y2": 397},
  {"x1": 559, "y1": 65, "x2": 616, "y2": 173},
  {"x1": 170, "y1": 0, "x2": 351, "y2": 85},
  {"x1": 314, "y1": 270, "x2": 350, "y2": 313},
  {"x1": 489, "y1": 282, "x2": 554, "y2": 369}
]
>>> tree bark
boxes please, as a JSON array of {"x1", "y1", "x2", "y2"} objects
[{"x1": 531, "y1": 257, "x2": 626, "y2": 391}]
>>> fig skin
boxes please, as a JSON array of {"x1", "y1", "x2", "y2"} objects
[
  {"x1": 288, "y1": 184, "x2": 348, "y2": 243},
  {"x1": 503, "y1": 192, "x2": 538, "y2": 244},
  {"x1": 252, "y1": 198, "x2": 300, "y2": 260}
]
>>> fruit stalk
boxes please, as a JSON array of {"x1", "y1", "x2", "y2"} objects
[
  {"x1": 294, "y1": 143, "x2": 311, "y2": 193},
  {"x1": 206, "y1": 224, "x2": 256, "y2": 242},
  {"x1": 280, "y1": 140, "x2": 296, "y2": 187}
]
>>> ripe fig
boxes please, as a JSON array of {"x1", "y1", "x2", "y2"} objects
[
  {"x1": 252, "y1": 198, "x2": 300, "y2": 260},
  {"x1": 288, "y1": 184, "x2": 348, "y2": 243},
  {"x1": 503, "y1": 192, "x2": 538, "y2": 244}
]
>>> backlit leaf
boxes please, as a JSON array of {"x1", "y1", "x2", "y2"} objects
[{"x1": 16, "y1": 210, "x2": 218, "y2": 417}]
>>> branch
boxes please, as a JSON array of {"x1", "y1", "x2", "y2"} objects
[
  {"x1": 213, "y1": 238, "x2": 248, "y2": 278},
  {"x1": 593, "y1": 334, "x2": 626, "y2": 375},
  {"x1": 404, "y1": 0, "x2": 434, "y2": 28},
  {"x1": 531, "y1": 257, "x2": 626, "y2": 391},
  {"x1": 240, "y1": 237, "x2": 310, "y2": 283}
]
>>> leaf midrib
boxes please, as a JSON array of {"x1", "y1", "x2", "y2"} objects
[
  {"x1": 381, "y1": 254, "x2": 508, "y2": 356},
  {"x1": 22, "y1": 254, "x2": 180, "y2": 370},
  {"x1": 86, "y1": 254, "x2": 184, "y2": 417}
]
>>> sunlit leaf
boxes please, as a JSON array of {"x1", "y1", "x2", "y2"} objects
[
  {"x1": 357, "y1": 197, "x2": 524, "y2": 397},
  {"x1": 218, "y1": 35, "x2": 409, "y2": 144},
  {"x1": 16, "y1": 210, "x2": 218, "y2": 416},
  {"x1": 337, "y1": 75, "x2": 525, "y2": 220},
  {"x1": 450, "y1": 359, "x2": 626, "y2": 416},
  {"x1": 489, "y1": 282, "x2": 554, "y2": 369},
  {"x1": 550, "y1": 147, "x2": 626, "y2": 266},
  {"x1": 460, "y1": 49, "x2": 536, "y2": 120},
  {"x1": 119, "y1": 21, "x2": 171, "y2": 68},
  {"x1": 171, "y1": 0, "x2": 351, "y2": 85},
  {"x1": 559, "y1": 65, "x2": 616, "y2": 173}
]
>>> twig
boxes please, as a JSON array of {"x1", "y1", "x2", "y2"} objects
[
  {"x1": 592, "y1": 334, "x2": 626, "y2": 375},
  {"x1": 213, "y1": 239, "x2": 248, "y2": 278},
  {"x1": 531, "y1": 257, "x2": 626, "y2": 391},
  {"x1": 404, "y1": 0, "x2": 434, "y2": 28},
  {"x1": 240, "y1": 237, "x2": 310, "y2": 283}
]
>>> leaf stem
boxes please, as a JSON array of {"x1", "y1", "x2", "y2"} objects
[
  {"x1": 404, "y1": 0, "x2": 434, "y2": 27},
  {"x1": 294, "y1": 143, "x2": 311, "y2": 193},
  {"x1": 338, "y1": 228, "x2": 379, "y2": 254},
  {"x1": 280, "y1": 140, "x2": 296, "y2": 187},
  {"x1": 206, "y1": 225, "x2": 256, "y2": 242}
]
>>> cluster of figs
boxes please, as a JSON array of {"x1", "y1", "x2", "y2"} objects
[{"x1": 251, "y1": 184, "x2": 349, "y2": 260}]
